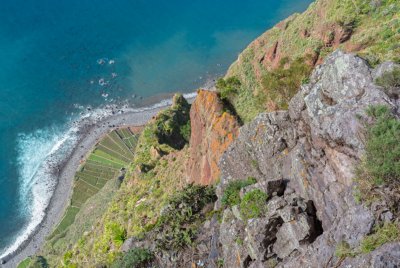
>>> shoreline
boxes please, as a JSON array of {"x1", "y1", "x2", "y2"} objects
[{"x1": 1, "y1": 93, "x2": 198, "y2": 267}]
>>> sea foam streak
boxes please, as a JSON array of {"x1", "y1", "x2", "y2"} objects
[
  {"x1": 0, "y1": 126, "x2": 79, "y2": 259},
  {"x1": 0, "y1": 91, "x2": 198, "y2": 259}
]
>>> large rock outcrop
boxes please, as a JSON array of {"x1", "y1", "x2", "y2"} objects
[
  {"x1": 217, "y1": 50, "x2": 399, "y2": 267},
  {"x1": 187, "y1": 90, "x2": 240, "y2": 185}
]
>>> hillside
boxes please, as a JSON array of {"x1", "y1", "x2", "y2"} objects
[
  {"x1": 16, "y1": 0, "x2": 400, "y2": 267},
  {"x1": 223, "y1": 0, "x2": 399, "y2": 122}
]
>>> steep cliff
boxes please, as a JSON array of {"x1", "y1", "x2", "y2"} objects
[
  {"x1": 17, "y1": 1, "x2": 400, "y2": 267},
  {"x1": 101, "y1": 51, "x2": 399, "y2": 268},
  {"x1": 216, "y1": 51, "x2": 399, "y2": 267}
]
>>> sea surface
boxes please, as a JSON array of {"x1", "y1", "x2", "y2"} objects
[{"x1": 0, "y1": 0, "x2": 312, "y2": 257}]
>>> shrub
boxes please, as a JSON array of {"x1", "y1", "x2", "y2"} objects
[
  {"x1": 180, "y1": 120, "x2": 191, "y2": 142},
  {"x1": 62, "y1": 251, "x2": 73, "y2": 266},
  {"x1": 134, "y1": 94, "x2": 190, "y2": 171},
  {"x1": 106, "y1": 222, "x2": 127, "y2": 247},
  {"x1": 155, "y1": 184, "x2": 217, "y2": 250},
  {"x1": 239, "y1": 189, "x2": 269, "y2": 220},
  {"x1": 111, "y1": 248, "x2": 153, "y2": 268},
  {"x1": 360, "y1": 222, "x2": 400, "y2": 253},
  {"x1": 26, "y1": 256, "x2": 48, "y2": 268},
  {"x1": 261, "y1": 57, "x2": 312, "y2": 109},
  {"x1": 154, "y1": 94, "x2": 191, "y2": 150},
  {"x1": 17, "y1": 258, "x2": 32, "y2": 268},
  {"x1": 364, "y1": 105, "x2": 400, "y2": 184},
  {"x1": 355, "y1": 105, "x2": 400, "y2": 207},
  {"x1": 335, "y1": 241, "x2": 356, "y2": 258},
  {"x1": 216, "y1": 77, "x2": 241, "y2": 100},
  {"x1": 375, "y1": 67, "x2": 400, "y2": 96},
  {"x1": 221, "y1": 177, "x2": 257, "y2": 207}
]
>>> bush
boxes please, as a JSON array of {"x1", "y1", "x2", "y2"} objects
[
  {"x1": 154, "y1": 94, "x2": 191, "y2": 150},
  {"x1": 335, "y1": 241, "x2": 356, "y2": 258},
  {"x1": 360, "y1": 222, "x2": 399, "y2": 253},
  {"x1": 26, "y1": 256, "x2": 48, "y2": 268},
  {"x1": 179, "y1": 120, "x2": 191, "y2": 142},
  {"x1": 155, "y1": 184, "x2": 217, "y2": 250},
  {"x1": 17, "y1": 258, "x2": 32, "y2": 268},
  {"x1": 364, "y1": 105, "x2": 400, "y2": 184},
  {"x1": 216, "y1": 77, "x2": 241, "y2": 100},
  {"x1": 261, "y1": 57, "x2": 312, "y2": 109},
  {"x1": 375, "y1": 67, "x2": 400, "y2": 91},
  {"x1": 106, "y1": 222, "x2": 127, "y2": 247},
  {"x1": 355, "y1": 105, "x2": 400, "y2": 207},
  {"x1": 111, "y1": 248, "x2": 153, "y2": 268},
  {"x1": 221, "y1": 177, "x2": 257, "y2": 207},
  {"x1": 62, "y1": 251, "x2": 74, "y2": 267},
  {"x1": 239, "y1": 189, "x2": 269, "y2": 220},
  {"x1": 134, "y1": 93, "x2": 191, "y2": 171}
]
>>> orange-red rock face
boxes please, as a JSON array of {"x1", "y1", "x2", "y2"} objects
[{"x1": 187, "y1": 90, "x2": 240, "y2": 185}]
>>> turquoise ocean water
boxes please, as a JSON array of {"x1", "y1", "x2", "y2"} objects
[{"x1": 0, "y1": 0, "x2": 312, "y2": 257}]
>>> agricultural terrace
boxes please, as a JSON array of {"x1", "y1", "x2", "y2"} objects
[{"x1": 49, "y1": 127, "x2": 139, "y2": 239}]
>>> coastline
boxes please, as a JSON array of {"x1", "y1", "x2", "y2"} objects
[{"x1": 1, "y1": 93, "x2": 198, "y2": 267}]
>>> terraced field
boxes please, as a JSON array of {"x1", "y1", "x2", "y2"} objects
[{"x1": 49, "y1": 128, "x2": 139, "y2": 239}]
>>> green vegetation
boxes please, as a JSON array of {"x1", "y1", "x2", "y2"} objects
[
  {"x1": 334, "y1": 223, "x2": 400, "y2": 258},
  {"x1": 41, "y1": 178, "x2": 120, "y2": 266},
  {"x1": 239, "y1": 189, "x2": 269, "y2": 220},
  {"x1": 225, "y1": 0, "x2": 400, "y2": 122},
  {"x1": 360, "y1": 222, "x2": 400, "y2": 253},
  {"x1": 17, "y1": 258, "x2": 32, "y2": 268},
  {"x1": 265, "y1": 258, "x2": 278, "y2": 268},
  {"x1": 111, "y1": 248, "x2": 153, "y2": 268},
  {"x1": 49, "y1": 128, "x2": 139, "y2": 240},
  {"x1": 375, "y1": 67, "x2": 400, "y2": 96},
  {"x1": 251, "y1": 159, "x2": 259, "y2": 169},
  {"x1": 355, "y1": 105, "x2": 400, "y2": 206},
  {"x1": 235, "y1": 238, "x2": 244, "y2": 245},
  {"x1": 24, "y1": 256, "x2": 48, "y2": 268},
  {"x1": 154, "y1": 184, "x2": 217, "y2": 250},
  {"x1": 261, "y1": 57, "x2": 312, "y2": 109},
  {"x1": 134, "y1": 93, "x2": 190, "y2": 171},
  {"x1": 216, "y1": 76, "x2": 241, "y2": 100},
  {"x1": 180, "y1": 120, "x2": 191, "y2": 142},
  {"x1": 154, "y1": 94, "x2": 190, "y2": 149},
  {"x1": 221, "y1": 177, "x2": 257, "y2": 207},
  {"x1": 108, "y1": 222, "x2": 127, "y2": 247},
  {"x1": 364, "y1": 105, "x2": 400, "y2": 184},
  {"x1": 335, "y1": 241, "x2": 356, "y2": 258},
  {"x1": 225, "y1": 48, "x2": 265, "y2": 122}
]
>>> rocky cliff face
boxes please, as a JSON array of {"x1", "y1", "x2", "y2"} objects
[
  {"x1": 214, "y1": 51, "x2": 399, "y2": 267},
  {"x1": 187, "y1": 90, "x2": 240, "y2": 185}
]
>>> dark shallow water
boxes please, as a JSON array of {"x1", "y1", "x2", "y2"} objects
[{"x1": 0, "y1": 0, "x2": 312, "y2": 257}]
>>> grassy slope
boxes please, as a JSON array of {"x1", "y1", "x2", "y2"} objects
[
  {"x1": 37, "y1": 97, "x2": 191, "y2": 267},
  {"x1": 225, "y1": 0, "x2": 400, "y2": 122}
]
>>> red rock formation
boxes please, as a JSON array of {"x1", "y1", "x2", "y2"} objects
[{"x1": 187, "y1": 90, "x2": 240, "y2": 185}]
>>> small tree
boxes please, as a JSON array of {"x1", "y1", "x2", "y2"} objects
[{"x1": 216, "y1": 77, "x2": 241, "y2": 100}]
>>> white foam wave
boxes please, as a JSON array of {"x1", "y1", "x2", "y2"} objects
[{"x1": 0, "y1": 126, "x2": 80, "y2": 259}]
